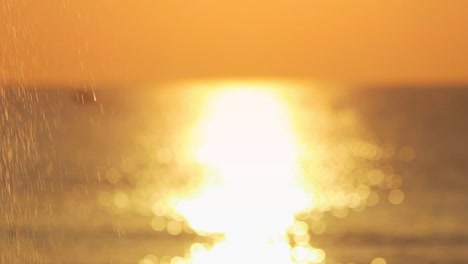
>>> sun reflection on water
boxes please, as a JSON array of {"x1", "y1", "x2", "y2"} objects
[
  {"x1": 92, "y1": 80, "x2": 410, "y2": 264},
  {"x1": 170, "y1": 85, "x2": 320, "y2": 264}
]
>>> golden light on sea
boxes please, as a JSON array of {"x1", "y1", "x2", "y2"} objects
[
  {"x1": 120, "y1": 80, "x2": 408, "y2": 264},
  {"x1": 173, "y1": 83, "x2": 313, "y2": 264}
]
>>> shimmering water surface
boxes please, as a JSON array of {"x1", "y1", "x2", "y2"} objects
[{"x1": 1, "y1": 81, "x2": 468, "y2": 264}]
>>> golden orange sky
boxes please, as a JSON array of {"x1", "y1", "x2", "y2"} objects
[{"x1": 1, "y1": 0, "x2": 468, "y2": 87}]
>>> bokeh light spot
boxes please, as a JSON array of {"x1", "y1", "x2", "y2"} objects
[
  {"x1": 113, "y1": 192, "x2": 129, "y2": 208},
  {"x1": 388, "y1": 189, "x2": 405, "y2": 205},
  {"x1": 151, "y1": 216, "x2": 166, "y2": 232},
  {"x1": 371, "y1": 257, "x2": 387, "y2": 264},
  {"x1": 166, "y1": 220, "x2": 183, "y2": 235},
  {"x1": 138, "y1": 255, "x2": 158, "y2": 264}
]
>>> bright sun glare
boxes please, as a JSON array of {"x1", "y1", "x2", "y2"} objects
[{"x1": 173, "y1": 85, "x2": 321, "y2": 264}]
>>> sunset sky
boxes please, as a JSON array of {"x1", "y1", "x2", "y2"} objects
[{"x1": 1, "y1": 0, "x2": 468, "y2": 86}]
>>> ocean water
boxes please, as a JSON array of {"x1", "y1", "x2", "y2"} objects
[{"x1": 1, "y1": 83, "x2": 467, "y2": 264}]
